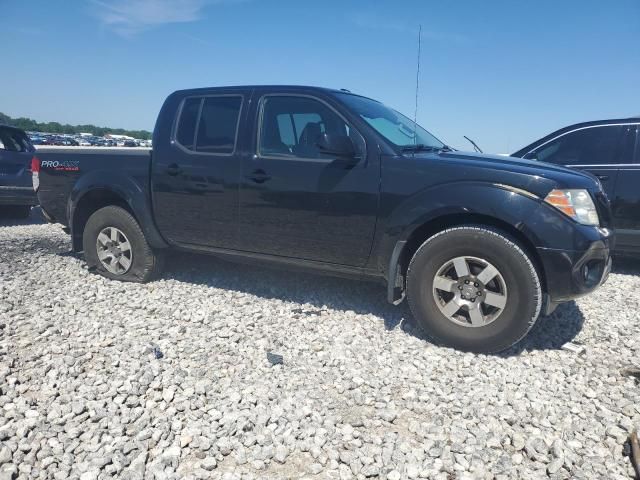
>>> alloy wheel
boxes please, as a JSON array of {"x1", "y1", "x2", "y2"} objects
[
  {"x1": 96, "y1": 226, "x2": 133, "y2": 275},
  {"x1": 432, "y1": 256, "x2": 508, "y2": 327}
]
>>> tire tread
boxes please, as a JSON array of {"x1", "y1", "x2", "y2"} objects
[
  {"x1": 406, "y1": 225, "x2": 542, "y2": 353},
  {"x1": 83, "y1": 205, "x2": 164, "y2": 283}
]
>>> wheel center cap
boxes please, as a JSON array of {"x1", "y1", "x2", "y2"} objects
[{"x1": 462, "y1": 284, "x2": 476, "y2": 297}]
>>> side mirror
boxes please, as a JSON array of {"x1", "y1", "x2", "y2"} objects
[{"x1": 316, "y1": 133, "x2": 356, "y2": 158}]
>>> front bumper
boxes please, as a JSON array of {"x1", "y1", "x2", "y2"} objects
[
  {"x1": 537, "y1": 227, "x2": 613, "y2": 308},
  {"x1": 0, "y1": 186, "x2": 37, "y2": 206}
]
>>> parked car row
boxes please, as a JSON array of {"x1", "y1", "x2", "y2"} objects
[{"x1": 28, "y1": 132, "x2": 151, "y2": 148}]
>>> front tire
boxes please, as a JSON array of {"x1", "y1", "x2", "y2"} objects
[
  {"x1": 406, "y1": 225, "x2": 542, "y2": 353},
  {"x1": 83, "y1": 206, "x2": 164, "y2": 282}
]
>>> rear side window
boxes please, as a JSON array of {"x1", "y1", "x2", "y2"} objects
[
  {"x1": 175, "y1": 95, "x2": 242, "y2": 154},
  {"x1": 176, "y1": 98, "x2": 201, "y2": 150},
  {"x1": 0, "y1": 128, "x2": 34, "y2": 153},
  {"x1": 196, "y1": 97, "x2": 242, "y2": 154},
  {"x1": 530, "y1": 125, "x2": 625, "y2": 166}
]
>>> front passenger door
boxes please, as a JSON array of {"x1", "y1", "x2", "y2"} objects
[{"x1": 237, "y1": 93, "x2": 379, "y2": 266}]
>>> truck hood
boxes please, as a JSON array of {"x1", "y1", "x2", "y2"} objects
[{"x1": 409, "y1": 150, "x2": 602, "y2": 197}]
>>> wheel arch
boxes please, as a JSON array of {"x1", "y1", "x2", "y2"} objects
[
  {"x1": 70, "y1": 188, "x2": 134, "y2": 252},
  {"x1": 69, "y1": 179, "x2": 168, "y2": 252},
  {"x1": 388, "y1": 212, "x2": 547, "y2": 304}
]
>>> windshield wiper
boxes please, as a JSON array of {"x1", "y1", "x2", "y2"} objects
[{"x1": 463, "y1": 136, "x2": 483, "y2": 153}]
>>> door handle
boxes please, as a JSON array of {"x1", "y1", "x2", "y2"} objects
[
  {"x1": 166, "y1": 163, "x2": 182, "y2": 176},
  {"x1": 246, "y1": 169, "x2": 271, "y2": 184},
  {"x1": 595, "y1": 174, "x2": 609, "y2": 181}
]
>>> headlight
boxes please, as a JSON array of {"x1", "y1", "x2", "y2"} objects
[{"x1": 544, "y1": 189, "x2": 600, "y2": 226}]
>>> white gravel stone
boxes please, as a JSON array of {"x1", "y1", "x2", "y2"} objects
[
  {"x1": 0, "y1": 214, "x2": 639, "y2": 478},
  {"x1": 0, "y1": 448, "x2": 11, "y2": 465},
  {"x1": 200, "y1": 457, "x2": 217, "y2": 471}
]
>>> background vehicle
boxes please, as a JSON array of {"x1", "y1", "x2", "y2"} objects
[
  {"x1": 34, "y1": 86, "x2": 612, "y2": 353},
  {"x1": 512, "y1": 118, "x2": 639, "y2": 255},
  {"x1": 28, "y1": 134, "x2": 45, "y2": 145},
  {"x1": 0, "y1": 125, "x2": 36, "y2": 218}
]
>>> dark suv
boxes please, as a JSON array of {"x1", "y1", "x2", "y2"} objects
[
  {"x1": 512, "y1": 118, "x2": 639, "y2": 255},
  {"x1": 0, "y1": 125, "x2": 37, "y2": 218}
]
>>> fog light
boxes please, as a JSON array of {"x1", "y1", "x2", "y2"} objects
[{"x1": 582, "y1": 260, "x2": 605, "y2": 287}]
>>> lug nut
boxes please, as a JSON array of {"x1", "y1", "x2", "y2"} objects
[
  {"x1": 465, "y1": 280, "x2": 469, "y2": 284},
  {"x1": 458, "y1": 286, "x2": 463, "y2": 290},
  {"x1": 474, "y1": 282, "x2": 479, "y2": 287},
  {"x1": 471, "y1": 298, "x2": 475, "y2": 302}
]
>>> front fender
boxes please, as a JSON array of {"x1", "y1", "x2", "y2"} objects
[
  {"x1": 376, "y1": 181, "x2": 584, "y2": 276},
  {"x1": 69, "y1": 170, "x2": 168, "y2": 250}
]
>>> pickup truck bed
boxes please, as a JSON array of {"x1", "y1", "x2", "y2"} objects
[{"x1": 36, "y1": 146, "x2": 151, "y2": 226}]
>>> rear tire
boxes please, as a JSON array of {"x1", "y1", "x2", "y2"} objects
[
  {"x1": 83, "y1": 206, "x2": 164, "y2": 282},
  {"x1": 406, "y1": 225, "x2": 542, "y2": 353}
]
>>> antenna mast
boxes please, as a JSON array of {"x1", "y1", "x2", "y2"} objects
[{"x1": 413, "y1": 24, "x2": 422, "y2": 146}]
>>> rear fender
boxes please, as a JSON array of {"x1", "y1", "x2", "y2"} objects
[{"x1": 68, "y1": 170, "x2": 168, "y2": 251}]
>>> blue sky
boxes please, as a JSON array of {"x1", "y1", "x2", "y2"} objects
[{"x1": 1, "y1": 0, "x2": 638, "y2": 152}]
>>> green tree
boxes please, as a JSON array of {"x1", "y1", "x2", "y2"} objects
[{"x1": 0, "y1": 112, "x2": 152, "y2": 140}]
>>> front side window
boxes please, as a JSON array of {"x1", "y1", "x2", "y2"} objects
[
  {"x1": 529, "y1": 125, "x2": 626, "y2": 166},
  {"x1": 336, "y1": 93, "x2": 445, "y2": 149},
  {"x1": 259, "y1": 96, "x2": 364, "y2": 159},
  {"x1": 175, "y1": 96, "x2": 242, "y2": 154}
]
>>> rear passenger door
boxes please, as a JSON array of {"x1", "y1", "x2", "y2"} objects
[
  {"x1": 151, "y1": 93, "x2": 245, "y2": 248},
  {"x1": 526, "y1": 124, "x2": 634, "y2": 227}
]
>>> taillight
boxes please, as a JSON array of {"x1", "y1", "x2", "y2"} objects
[
  {"x1": 31, "y1": 156, "x2": 40, "y2": 191},
  {"x1": 30, "y1": 156, "x2": 40, "y2": 173}
]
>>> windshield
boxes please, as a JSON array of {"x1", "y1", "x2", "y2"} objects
[{"x1": 336, "y1": 93, "x2": 445, "y2": 150}]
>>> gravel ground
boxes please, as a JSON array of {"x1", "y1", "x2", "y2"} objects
[{"x1": 1, "y1": 211, "x2": 639, "y2": 480}]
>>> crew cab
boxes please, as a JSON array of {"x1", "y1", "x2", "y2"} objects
[
  {"x1": 512, "y1": 118, "x2": 639, "y2": 256},
  {"x1": 34, "y1": 85, "x2": 613, "y2": 353}
]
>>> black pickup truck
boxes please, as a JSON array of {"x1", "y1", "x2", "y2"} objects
[{"x1": 35, "y1": 85, "x2": 613, "y2": 353}]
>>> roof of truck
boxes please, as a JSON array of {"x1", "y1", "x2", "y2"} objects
[
  {"x1": 0, "y1": 124, "x2": 27, "y2": 132},
  {"x1": 174, "y1": 84, "x2": 351, "y2": 93},
  {"x1": 170, "y1": 85, "x2": 378, "y2": 102}
]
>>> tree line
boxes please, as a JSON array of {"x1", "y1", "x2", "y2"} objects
[{"x1": 0, "y1": 112, "x2": 152, "y2": 140}]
